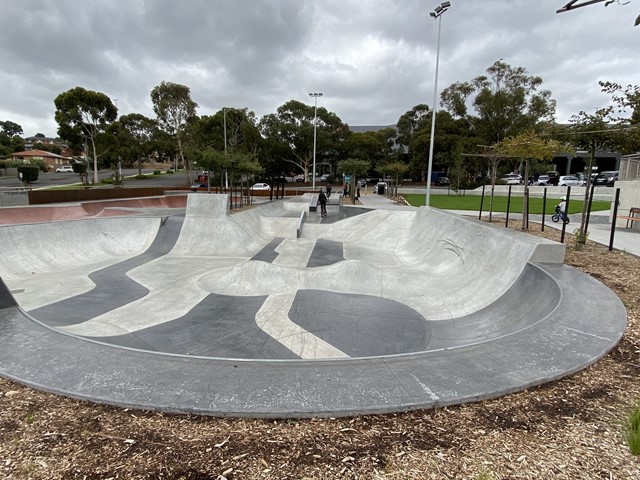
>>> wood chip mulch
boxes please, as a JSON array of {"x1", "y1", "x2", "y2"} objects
[{"x1": 1, "y1": 220, "x2": 639, "y2": 479}]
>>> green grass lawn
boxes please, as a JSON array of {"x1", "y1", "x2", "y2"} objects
[{"x1": 403, "y1": 193, "x2": 610, "y2": 215}]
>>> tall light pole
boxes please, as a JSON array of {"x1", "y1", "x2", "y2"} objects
[
  {"x1": 309, "y1": 92, "x2": 323, "y2": 190},
  {"x1": 425, "y1": 1, "x2": 451, "y2": 206},
  {"x1": 223, "y1": 107, "x2": 235, "y2": 190}
]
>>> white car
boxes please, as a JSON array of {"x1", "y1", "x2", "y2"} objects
[
  {"x1": 250, "y1": 183, "x2": 271, "y2": 191},
  {"x1": 500, "y1": 174, "x2": 522, "y2": 185},
  {"x1": 558, "y1": 175, "x2": 582, "y2": 187},
  {"x1": 56, "y1": 165, "x2": 74, "y2": 173}
]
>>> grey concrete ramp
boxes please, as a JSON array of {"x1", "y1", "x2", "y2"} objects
[{"x1": 0, "y1": 194, "x2": 628, "y2": 418}]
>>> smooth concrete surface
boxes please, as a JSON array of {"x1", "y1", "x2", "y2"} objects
[{"x1": 0, "y1": 193, "x2": 628, "y2": 418}]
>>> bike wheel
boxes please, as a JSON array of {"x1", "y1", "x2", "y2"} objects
[{"x1": 551, "y1": 214, "x2": 560, "y2": 223}]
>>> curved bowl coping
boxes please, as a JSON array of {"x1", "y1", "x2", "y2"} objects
[{"x1": 0, "y1": 261, "x2": 627, "y2": 418}]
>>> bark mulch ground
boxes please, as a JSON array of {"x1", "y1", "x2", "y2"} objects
[{"x1": 1, "y1": 220, "x2": 639, "y2": 479}]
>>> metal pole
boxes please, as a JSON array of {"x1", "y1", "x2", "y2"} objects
[
  {"x1": 541, "y1": 188, "x2": 547, "y2": 232},
  {"x1": 426, "y1": 10, "x2": 445, "y2": 206},
  {"x1": 313, "y1": 97, "x2": 317, "y2": 190},
  {"x1": 609, "y1": 188, "x2": 621, "y2": 252},
  {"x1": 309, "y1": 93, "x2": 323, "y2": 190},
  {"x1": 505, "y1": 185, "x2": 512, "y2": 228},
  {"x1": 223, "y1": 108, "x2": 229, "y2": 190}
]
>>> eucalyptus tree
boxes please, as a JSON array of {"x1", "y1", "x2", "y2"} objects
[
  {"x1": 339, "y1": 130, "x2": 390, "y2": 175},
  {"x1": 54, "y1": 87, "x2": 118, "y2": 184},
  {"x1": 259, "y1": 99, "x2": 350, "y2": 179},
  {"x1": 150, "y1": 81, "x2": 198, "y2": 182},
  {"x1": 0, "y1": 120, "x2": 23, "y2": 137},
  {"x1": 440, "y1": 60, "x2": 556, "y2": 144},
  {"x1": 407, "y1": 110, "x2": 480, "y2": 182},
  {"x1": 119, "y1": 113, "x2": 158, "y2": 175},
  {"x1": 0, "y1": 120, "x2": 25, "y2": 156},
  {"x1": 183, "y1": 108, "x2": 261, "y2": 187},
  {"x1": 396, "y1": 104, "x2": 431, "y2": 151}
]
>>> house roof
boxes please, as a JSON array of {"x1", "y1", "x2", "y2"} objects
[{"x1": 11, "y1": 149, "x2": 69, "y2": 160}]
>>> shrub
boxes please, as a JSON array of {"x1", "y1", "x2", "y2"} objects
[
  {"x1": 153, "y1": 169, "x2": 161, "y2": 175},
  {"x1": 72, "y1": 163, "x2": 87, "y2": 174},
  {"x1": 625, "y1": 401, "x2": 640, "y2": 455},
  {"x1": 17, "y1": 165, "x2": 39, "y2": 183}
]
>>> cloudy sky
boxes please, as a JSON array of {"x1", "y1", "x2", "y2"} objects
[{"x1": 1, "y1": 0, "x2": 637, "y2": 138}]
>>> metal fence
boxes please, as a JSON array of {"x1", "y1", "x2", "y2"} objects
[{"x1": 619, "y1": 155, "x2": 640, "y2": 180}]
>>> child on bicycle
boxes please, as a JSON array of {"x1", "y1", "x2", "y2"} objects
[
  {"x1": 318, "y1": 189, "x2": 328, "y2": 217},
  {"x1": 556, "y1": 196, "x2": 569, "y2": 223}
]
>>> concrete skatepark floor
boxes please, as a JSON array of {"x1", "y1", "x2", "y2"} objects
[
  {"x1": 0, "y1": 193, "x2": 627, "y2": 419},
  {"x1": 0, "y1": 195, "x2": 638, "y2": 478}
]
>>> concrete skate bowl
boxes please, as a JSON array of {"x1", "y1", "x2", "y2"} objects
[
  {"x1": 0, "y1": 194, "x2": 187, "y2": 225},
  {"x1": 0, "y1": 194, "x2": 627, "y2": 418}
]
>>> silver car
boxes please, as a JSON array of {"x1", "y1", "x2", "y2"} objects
[{"x1": 558, "y1": 175, "x2": 582, "y2": 187}]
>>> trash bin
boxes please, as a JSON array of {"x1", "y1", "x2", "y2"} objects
[{"x1": 377, "y1": 183, "x2": 386, "y2": 195}]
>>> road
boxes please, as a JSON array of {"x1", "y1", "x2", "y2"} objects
[{"x1": 0, "y1": 168, "x2": 193, "y2": 190}]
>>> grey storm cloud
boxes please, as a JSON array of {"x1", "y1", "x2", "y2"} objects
[{"x1": 0, "y1": 0, "x2": 637, "y2": 137}]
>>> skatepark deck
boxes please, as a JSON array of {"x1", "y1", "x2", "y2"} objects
[{"x1": 0, "y1": 194, "x2": 627, "y2": 417}]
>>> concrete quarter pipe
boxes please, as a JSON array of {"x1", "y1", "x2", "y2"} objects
[{"x1": 0, "y1": 194, "x2": 627, "y2": 417}]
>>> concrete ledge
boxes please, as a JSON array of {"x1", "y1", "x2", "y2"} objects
[
  {"x1": 296, "y1": 210, "x2": 306, "y2": 238},
  {"x1": 309, "y1": 194, "x2": 318, "y2": 212}
]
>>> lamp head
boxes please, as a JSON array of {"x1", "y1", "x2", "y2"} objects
[
  {"x1": 441, "y1": 1, "x2": 451, "y2": 8},
  {"x1": 429, "y1": 11, "x2": 436, "y2": 17},
  {"x1": 434, "y1": 5, "x2": 443, "y2": 14}
]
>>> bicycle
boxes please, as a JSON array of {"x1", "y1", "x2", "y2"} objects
[
  {"x1": 551, "y1": 206, "x2": 569, "y2": 224},
  {"x1": 320, "y1": 203, "x2": 327, "y2": 217}
]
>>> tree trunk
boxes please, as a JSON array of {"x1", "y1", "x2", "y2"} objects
[
  {"x1": 576, "y1": 141, "x2": 596, "y2": 251},
  {"x1": 521, "y1": 158, "x2": 530, "y2": 230}
]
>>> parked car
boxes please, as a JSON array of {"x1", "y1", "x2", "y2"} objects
[
  {"x1": 435, "y1": 176, "x2": 450, "y2": 186},
  {"x1": 576, "y1": 173, "x2": 588, "y2": 186},
  {"x1": 534, "y1": 174, "x2": 550, "y2": 186},
  {"x1": 56, "y1": 165, "x2": 74, "y2": 173},
  {"x1": 500, "y1": 173, "x2": 522, "y2": 185},
  {"x1": 357, "y1": 178, "x2": 367, "y2": 187},
  {"x1": 320, "y1": 174, "x2": 329, "y2": 182},
  {"x1": 593, "y1": 171, "x2": 618, "y2": 187},
  {"x1": 558, "y1": 175, "x2": 582, "y2": 187},
  {"x1": 190, "y1": 183, "x2": 207, "y2": 191},
  {"x1": 293, "y1": 174, "x2": 305, "y2": 182},
  {"x1": 250, "y1": 183, "x2": 271, "y2": 191}
]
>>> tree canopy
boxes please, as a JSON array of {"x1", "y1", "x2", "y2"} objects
[
  {"x1": 259, "y1": 99, "x2": 350, "y2": 179},
  {"x1": 150, "y1": 81, "x2": 198, "y2": 182},
  {"x1": 440, "y1": 60, "x2": 556, "y2": 144},
  {"x1": 54, "y1": 87, "x2": 117, "y2": 184}
]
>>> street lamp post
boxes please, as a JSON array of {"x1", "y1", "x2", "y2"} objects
[
  {"x1": 426, "y1": 1, "x2": 451, "y2": 206},
  {"x1": 309, "y1": 92, "x2": 323, "y2": 190},
  {"x1": 223, "y1": 107, "x2": 236, "y2": 191}
]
